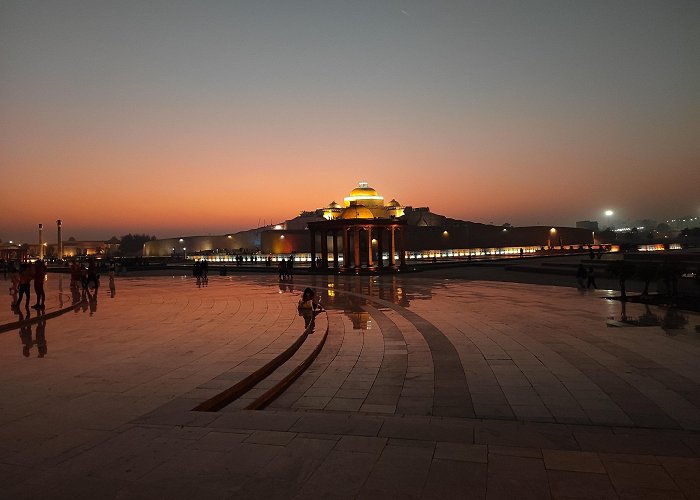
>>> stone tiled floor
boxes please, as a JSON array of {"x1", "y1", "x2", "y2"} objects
[{"x1": 1, "y1": 274, "x2": 699, "y2": 499}]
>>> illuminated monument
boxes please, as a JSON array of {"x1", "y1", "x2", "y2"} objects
[
  {"x1": 143, "y1": 182, "x2": 595, "y2": 267},
  {"x1": 310, "y1": 182, "x2": 407, "y2": 270}
]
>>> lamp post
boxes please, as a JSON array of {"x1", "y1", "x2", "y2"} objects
[
  {"x1": 38, "y1": 223, "x2": 43, "y2": 260},
  {"x1": 604, "y1": 210, "x2": 614, "y2": 229},
  {"x1": 56, "y1": 219, "x2": 62, "y2": 260}
]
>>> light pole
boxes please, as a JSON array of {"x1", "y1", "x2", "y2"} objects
[
  {"x1": 56, "y1": 219, "x2": 62, "y2": 260},
  {"x1": 604, "y1": 210, "x2": 614, "y2": 229},
  {"x1": 38, "y1": 224, "x2": 43, "y2": 260}
]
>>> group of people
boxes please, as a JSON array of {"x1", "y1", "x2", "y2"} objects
[
  {"x1": 10, "y1": 259, "x2": 47, "y2": 310},
  {"x1": 193, "y1": 260, "x2": 209, "y2": 280},
  {"x1": 69, "y1": 259, "x2": 100, "y2": 291},
  {"x1": 278, "y1": 258, "x2": 294, "y2": 280}
]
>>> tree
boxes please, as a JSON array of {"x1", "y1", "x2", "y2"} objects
[{"x1": 118, "y1": 234, "x2": 156, "y2": 257}]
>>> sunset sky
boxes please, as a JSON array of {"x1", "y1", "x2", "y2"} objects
[{"x1": 2, "y1": 1, "x2": 699, "y2": 244}]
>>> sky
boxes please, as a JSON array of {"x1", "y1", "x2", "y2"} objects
[{"x1": 1, "y1": 0, "x2": 699, "y2": 244}]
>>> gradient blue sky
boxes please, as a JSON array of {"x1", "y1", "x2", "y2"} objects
[{"x1": 1, "y1": 0, "x2": 698, "y2": 243}]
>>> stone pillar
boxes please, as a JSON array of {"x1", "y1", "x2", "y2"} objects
[
  {"x1": 376, "y1": 227, "x2": 384, "y2": 268},
  {"x1": 320, "y1": 230, "x2": 328, "y2": 269},
  {"x1": 399, "y1": 227, "x2": 407, "y2": 269},
  {"x1": 56, "y1": 219, "x2": 63, "y2": 260},
  {"x1": 366, "y1": 226, "x2": 373, "y2": 267},
  {"x1": 38, "y1": 223, "x2": 43, "y2": 260},
  {"x1": 310, "y1": 228, "x2": 317, "y2": 270},
  {"x1": 332, "y1": 230, "x2": 339, "y2": 269},
  {"x1": 342, "y1": 227, "x2": 350, "y2": 270},
  {"x1": 353, "y1": 227, "x2": 361, "y2": 269},
  {"x1": 389, "y1": 226, "x2": 396, "y2": 267}
]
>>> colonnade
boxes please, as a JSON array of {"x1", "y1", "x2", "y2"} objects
[{"x1": 309, "y1": 223, "x2": 406, "y2": 271}]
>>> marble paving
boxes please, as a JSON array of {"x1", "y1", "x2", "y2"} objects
[{"x1": 1, "y1": 274, "x2": 699, "y2": 499}]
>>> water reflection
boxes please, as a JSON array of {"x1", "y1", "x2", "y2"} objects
[
  {"x1": 611, "y1": 301, "x2": 692, "y2": 335},
  {"x1": 86, "y1": 287, "x2": 98, "y2": 315},
  {"x1": 16, "y1": 309, "x2": 47, "y2": 358},
  {"x1": 109, "y1": 276, "x2": 116, "y2": 298}
]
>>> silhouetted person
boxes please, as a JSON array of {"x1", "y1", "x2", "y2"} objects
[
  {"x1": 576, "y1": 264, "x2": 587, "y2": 289},
  {"x1": 85, "y1": 259, "x2": 99, "y2": 290},
  {"x1": 15, "y1": 264, "x2": 33, "y2": 309},
  {"x1": 589, "y1": 247, "x2": 595, "y2": 260},
  {"x1": 287, "y1": 257, "x2": 294, "y2": 279},
  {"x1": 586, "y1": 267, "x2": 597, "y2": 289},
  {"x1": 32, "y1": 259, "x2": 47, "y2": 309},
  {"x1": 279, "y1": 259, "x2": 287, "y2": 280},
  {"x1": 519, "y1": 248, "x2": 524, "y2": 258},
  {"x1": 70, "y1": 261, "x2": 82, "y2": 289}
]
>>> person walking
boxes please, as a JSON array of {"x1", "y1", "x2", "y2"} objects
[
  {"x1": 32, "y1": 259, "x2": 47, "y2": 309},
  {"x1": 14, "y1": 264, "x2": 34, "y2": 309},
  {"x1": 278, "y1": 258, "x2": 287, "y2": 280}
]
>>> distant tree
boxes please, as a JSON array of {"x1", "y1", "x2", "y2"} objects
[
  {"x1": 118, "y1": 234, "x2": 156, "y2": 256},
  {"x1": 655, "y1": 223, "x2": 670, "y2": 232}
]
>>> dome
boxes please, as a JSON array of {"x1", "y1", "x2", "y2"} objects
[
  {"x1": 344, "y1": 182, "x2": 384, "y2": 208},
  {"x1": 387, "y1": 199, "x2": 401, "y2": 207},
  {"x1": 350, "y1": 185, "x2": 378, "y2": 197},
  {"x1": 340, "y1": 205, "x2": 375, "y2": 219},
  {"x1": 328, "y1": 201, "x2": 341, "y2": 209}
]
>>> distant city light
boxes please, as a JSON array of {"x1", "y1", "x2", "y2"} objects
[
  {"x1": 179, "y1": 238, "x2": 184, "y2": 242},
  {"x1": 274, "y1": 225, "x2": 283, "y2": 230},
  {"x1": 550, "y1": 228, "x2": 556, "y2": 233},
  {"x1": 280, "y1": 235, "x2": 285, "y2": 239},
  {"x1": 604, "y1": 210, "x2": 614, "y2": 216}
]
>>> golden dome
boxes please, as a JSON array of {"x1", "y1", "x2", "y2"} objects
[
  {"x1": 328, "y1": 201, "x2": 341, "y2": 209},
  {"x1": 340, "y1": 205, "x2": 375, "y2": 219},
  {"x1": 344, "y1": 182, "x2": 384, "y2": 208},
  {"x1": 387, "y1": 199, "x2": 401, "y2": 207},
  {"x1": 350, "y1": 185, "x2": 378, "y2": 197}
]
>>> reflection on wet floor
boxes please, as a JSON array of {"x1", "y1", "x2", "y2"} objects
[
  {"x1": 15, "y1": 308, "x2": 47, "y2": 358},
  {"x1": 2, "y1": 275, "x2": 700, "y2": 430},
  {"x1": 607, "y1": 300, "x2": 697, "y2": 334}
]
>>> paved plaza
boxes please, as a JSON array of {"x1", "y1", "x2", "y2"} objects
[{"x1": 1, "y1": 273, "x2": 699, "y2": 499}]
